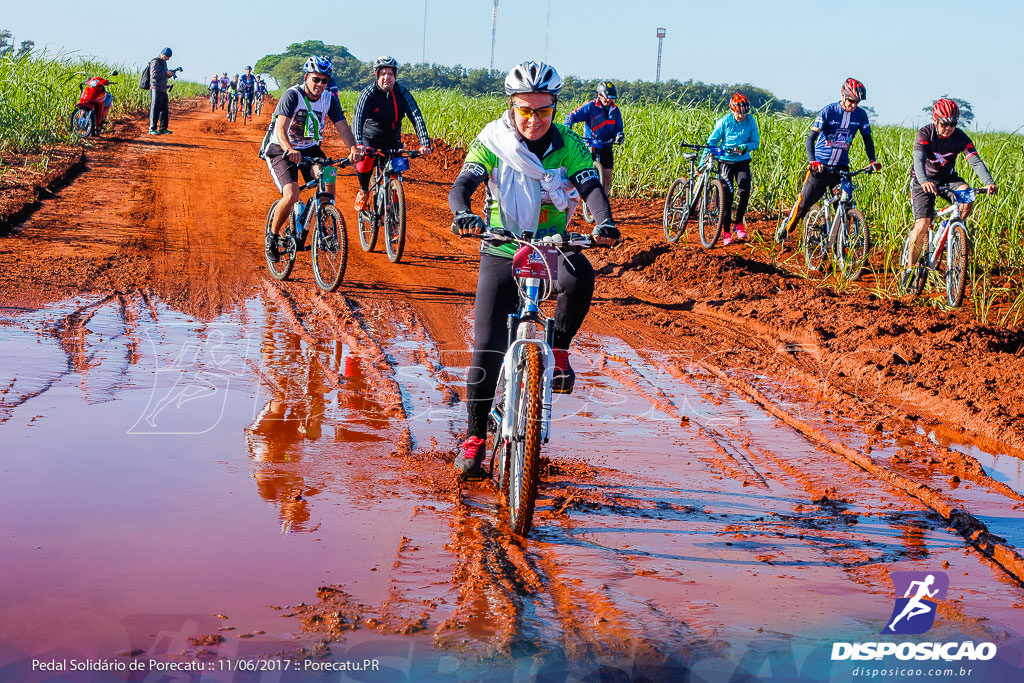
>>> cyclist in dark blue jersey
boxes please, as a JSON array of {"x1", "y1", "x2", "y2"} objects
[
  {"x1": 564, "y1": 81, "x2": 625, "y2": 198},
  {"x1": 776, "y1": 78, "x2": 882, "y2": 243}
]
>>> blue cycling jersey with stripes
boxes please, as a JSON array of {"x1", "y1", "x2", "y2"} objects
[{"x1": 812, "y1": 102, "x2": 871, "y2": 166}]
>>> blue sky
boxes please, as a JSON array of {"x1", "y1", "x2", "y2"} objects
[{"x1": 6, "y1": 0, "x2": 1022, "y2": 132}]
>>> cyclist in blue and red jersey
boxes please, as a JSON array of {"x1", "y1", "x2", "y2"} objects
[
  {"x1": 564, "y1": 81, "x2": 624, "y2": 198},
  {"x1": 239, "y1": 66, "x2": 257, "y2": 115},
  {"x1": 903, "y1": 98, "x2": 998, "y2": 266},
  {"x1": 703, "y1": 92, "x2": 760, "y2": 245},
  {"x1": 776, "y1": 78, "x2": 882, "y2": 243}
]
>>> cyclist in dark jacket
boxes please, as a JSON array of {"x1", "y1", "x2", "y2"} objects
[
  {"x1": 351, "y1": 55, "x2": 432, "y2": 211},
  {"x1": 563, "y1": 80, "x2": 624, "y2": 198}
]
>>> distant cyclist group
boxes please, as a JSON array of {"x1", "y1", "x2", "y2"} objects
[
  {"x1": 208, "y1": 66, "x2": 268, "y2": 122},
  {"x1": 241, "y1": 53, "x2": 1000, "y2": 489}
]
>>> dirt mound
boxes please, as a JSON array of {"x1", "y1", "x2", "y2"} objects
[{"x1": 593, "y1": 233, "x2": 1024, "y2": 452}]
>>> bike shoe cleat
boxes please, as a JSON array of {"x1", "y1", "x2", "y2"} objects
[
  {"x1": 722, "y1": 230, "x2": 734, "y2": 246},
  {"x1": 733, "y1": 223, "x2": 748, "y2": 240},
  {"x1": 456, "y1": 436, "x2": 488, "y2": 481},
  {"x1": 552, "y1": 349, "x2": 576, "y2": 394},
  {"x1": 354, "y1": 190, "x2": 368, "y2": 212}
]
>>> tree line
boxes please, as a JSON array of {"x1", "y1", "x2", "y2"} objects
[{"x1": 255, "y1": 40, "x2": 809, "y2": 116}]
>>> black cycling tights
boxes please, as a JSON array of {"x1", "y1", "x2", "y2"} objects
[
  {"x1": 466, "y1": 251, "x2": 594, "y2": 439},
  {"x1": 719, "y1": 159, "x2": 752, "y2": 226}
]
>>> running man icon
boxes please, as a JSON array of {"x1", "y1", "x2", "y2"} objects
[{"x1": 882, "y1": 571, "x2": 948, "y2": 634}]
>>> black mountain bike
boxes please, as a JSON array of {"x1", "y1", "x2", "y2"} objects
[
  {"x1": 357, "y1": 148, "x2": 421, "y2": 263},
  {"x1": 227, "y1": 92, "x2": 238, "y2": 122},
  {"x1": 798, "y1": 164, "x2": 875, "y2": 282},
  {"x1": 662, "y1": 143, "x2": 727, "y2": 248},
  {"x1": 264, "y1": 156, "x2": 351, "y2": 292}
]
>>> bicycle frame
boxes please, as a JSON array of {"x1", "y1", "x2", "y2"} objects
[
  {"x1": 924, "y1": 189, "x2": 976, "y2": 269},
  {"x1": 293, "y1": 160, "x2": 342, "y2": 248}
]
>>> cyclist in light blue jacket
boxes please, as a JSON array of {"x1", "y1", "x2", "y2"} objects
[{"x1": 703, "y1": 92, "x2": 760, "y2": 244}]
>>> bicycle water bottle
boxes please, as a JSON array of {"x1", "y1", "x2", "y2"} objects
[{"x1": 294, "y1": 202, "x2": 305, "y2": 242}]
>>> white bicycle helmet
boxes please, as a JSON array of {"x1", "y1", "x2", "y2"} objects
[
  {"x1": 303, "y1": 55, "x2": 334, "y2": 76},
  {"x1": 373, "y1": 55, "x2": 399, "y2": 73},
  {"x1": 504, "y1": 61, "x2": 562, "y2": 96}
]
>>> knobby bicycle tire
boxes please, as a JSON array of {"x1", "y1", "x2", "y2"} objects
[
  {"x1": 264, "y1": 199, "x2": 297, "y2": 281},
  {"x1": 897, "y1": 230, "x2": 927, "y2": 296},
  {"x1": 311, "y1": 204, "x2": 348, "y2": 292},
  {"x1": 210, "y1": 94, "x2": 217, "y2": 112},
  {"x1": 946, "y1": 222, "x2": 969, "y2": 307},
  {"x1": 698, "y1": 178, "x2": 726, "y2": 249},
  {"x1": 383, "y1": 178, "x2": 407, "y2": 263},
  {"x1": 662, "y1": 177, "x2": 692, "y2": 244},
  {"x1": 801, "y1": 207, "x2": 829, "y2": 273},
  {"x1": 840, "y1": 208, "x2": 870, "y2": 282},
  {"x1": 507, "y1": 343, "x2": 543, "y2": 536},
  {"x1": 358, "y1": 169, "x2": 382, "y2": 252}
]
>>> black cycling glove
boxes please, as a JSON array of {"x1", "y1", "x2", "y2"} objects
[
  {"x1": 614, "y1": 133, "x2": 625, "y2": 145},
  {"x1": 592, "y1": 221, "x2": 620, "y2": 242},
  {"x1": 451, "y1": 211, "x2": 486, "y2": 235}
]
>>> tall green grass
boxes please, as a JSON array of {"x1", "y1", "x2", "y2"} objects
[
  {"x1": 0, "y1": 50, "x2": 206, "y2": 154},
  {"x1": 365, "y1": 88, "x2": 1022, "y2": 319}
]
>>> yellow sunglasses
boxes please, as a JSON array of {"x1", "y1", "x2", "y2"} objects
[{"x1": 513, "y1": 105, "x2": 555, "y2": 120}]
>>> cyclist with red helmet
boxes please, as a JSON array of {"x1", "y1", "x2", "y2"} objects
[
  {"x1": 776, "y1": 78, "x2": 881, "y2": 242},
  {"x1": 904, "y1": 98, "x2": 998, "y2": 266},
  {"x1": 703, "y1": 92, "x2": 760, "y2": 245},
  {"x1": 564, "y1": 80, "x2": 625, "y2": 198},
  {"x1": 352, "y1": 56, "x2": 432, "y2": 212}
]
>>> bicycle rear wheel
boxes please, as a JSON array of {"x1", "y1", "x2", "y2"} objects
[
  {"x1": 897, "y1": 230, "x2": 927, "y2": 296},
  {"x1": 662, "y1": 177, "x2": 692, "y2": 244},
  {"x1": 800, "y1": 207, "x2": 829, "y2": 273},
  {"x1": 945, "y1": 222, "x2": 969, "y2": 307},
  {"x1": 264, "y1": 200, "x2": 297, "y2": 280},
  {"x1": 698, "y1": 178, "x2": 726, "y2": 249},
  {"x1": 311, "y1": 204, "x2": 348, "y2": 292},
  {"x1": 383, "y1": 178, "x2": 407, "y2": 263},
  {"x1": 506, "y1": 343, "x2": 543, "y2": 536},
  {"x1": 839, "y1": 208, "x2": 870, "y2": 282}
]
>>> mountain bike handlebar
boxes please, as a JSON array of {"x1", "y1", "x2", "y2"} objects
[
  {"x1": 470, "y1": 229, "x2": 602, "y2": 250},
  {"x1": 584, "y1": 137, "x2": 623, "y2": 149},
  {"x1": 300, "y1": 156, "x2": 352, "y2": 168},
  {"x1": 361, "y1": 147, "x2": 423, "y2": 159},
  {"x1": 814, "y1": 164, "x2": 876, "y2": 177}
]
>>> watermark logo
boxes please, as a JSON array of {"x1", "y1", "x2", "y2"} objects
[{"x1": 882, "y1": 571, "x2": 948, "y2": 635}]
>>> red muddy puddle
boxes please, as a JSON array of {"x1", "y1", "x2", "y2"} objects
[{"x1": 2, "y1": 291, "x2": 1023, "y2": 680}]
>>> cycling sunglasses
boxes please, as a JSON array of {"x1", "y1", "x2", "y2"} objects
[
  {"x1": 936, "y1": 119, "x2": 957, "y2": 128},
  {"x1": 513, "y1": 105, "x2": 555, "y2": 120},
  {"x1": 308, "y1": 75, "x2": 330, "y2": 85}
]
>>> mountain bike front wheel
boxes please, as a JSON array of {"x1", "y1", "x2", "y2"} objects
[
  {"x1": 383, "y1": 178, "x2": 407, "y2": 263},
  {"x1": 698, "y1": 179, "x2": 726, "y2": 249},
  {"x1": 662, "y1": 177, "x2": 692, "y2": 244},
  {"x1": 311, "y1": 205, "x2": 348, "y2": 292},
  {"x1": 839, "y1": 208, "x2": 870, "y2": 282},
  {"x1": 945, "y1": 222, "x2": 969, "y2": 307},
  {"x1": 506, "y1": 343, "x2": 543, "y2": 536}
]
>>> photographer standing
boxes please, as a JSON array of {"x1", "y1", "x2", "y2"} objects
[{"x1": 148, "y1": 47, "x2": 176, "y2": 135}]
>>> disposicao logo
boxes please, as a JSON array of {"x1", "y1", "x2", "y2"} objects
[
  {"x1": 882, "y1": 571, "x2": 947, "y2": 635},
  {"x1": 831, "y1": 570, "x2": 997, "y2": 662}
]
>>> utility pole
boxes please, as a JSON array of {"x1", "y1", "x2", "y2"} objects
[
  {"x1": 490, "y1": 0, "x2": 499, "y2": 72},
  {"x1": 656, "y1": 27, "x2": 666, "y2": 83},
  {"x1": 422, "y1": 0, "x2": 427, "y2": 63}
]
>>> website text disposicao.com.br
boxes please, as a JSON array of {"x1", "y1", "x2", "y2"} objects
[{"x1": 851, "y1": 665, "x2": 980, "y2": 679}]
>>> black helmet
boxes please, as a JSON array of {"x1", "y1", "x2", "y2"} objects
[{"x1": 597, "y1": 81, "x2": 617, "y2": 100}]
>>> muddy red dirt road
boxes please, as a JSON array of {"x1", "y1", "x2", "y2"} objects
[{"x1": 1, "y1": 102, "x2": 1023, "y2": 681}]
